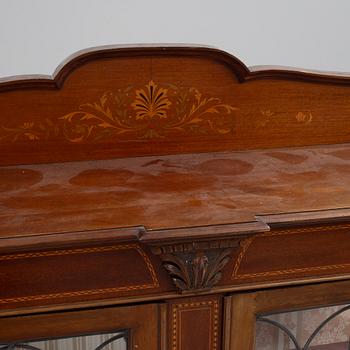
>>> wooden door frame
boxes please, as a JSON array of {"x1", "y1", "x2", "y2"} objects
[
  {"x1": 0, "y1": 303, "x2": 162, "y2": 350},
  {"x1": 224, "y1": 279, "x2": 350, "y2": 350}
]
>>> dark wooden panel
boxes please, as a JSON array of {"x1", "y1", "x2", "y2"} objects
[
  {"x1": 0, "y1": 242, "x2": 171, "y2": 310},
  {"x1": 167, "y1": 295, "x2": 222, "y2": 350},
  {"x1": 232, "y1": 223, "x2": 350, "y2": 284}
]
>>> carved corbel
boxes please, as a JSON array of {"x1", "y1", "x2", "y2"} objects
[
  {"x1": 151, "y1": 240, "x2": 238, "y2": 292},
  {"x1": 161, "y1": 248, "x2": 232, "y2": 291}
]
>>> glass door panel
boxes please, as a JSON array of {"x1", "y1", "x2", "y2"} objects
[
  {"x1": 256, "y1": 304, "x2": 350, "y2": 350},
  {"x1": 0, "y1": 304, "x2": 159, "y2": 350},
  {"x1": 0, "y1": 330, "x2": 128, "y2": 350}
]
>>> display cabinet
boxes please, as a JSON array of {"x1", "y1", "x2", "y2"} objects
[{"x1": 1, "y1": 45, "x2": 350, "y2": 349}]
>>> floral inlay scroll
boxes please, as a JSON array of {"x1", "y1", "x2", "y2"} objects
[
  {"x1": 0, "y1": 81, "x2": 238, "y2": 143},
  {"x1": 258, "y1": 109, "x2": 313, "y2": 127}
]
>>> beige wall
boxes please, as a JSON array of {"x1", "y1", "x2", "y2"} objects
[{"x1": 0, "y1": 0, "x2": 350, "y2": 77}]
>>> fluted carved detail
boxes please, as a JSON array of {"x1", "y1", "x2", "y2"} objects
[{"x1": 161, "y1": 248, "x2": 232, "y2": 292}]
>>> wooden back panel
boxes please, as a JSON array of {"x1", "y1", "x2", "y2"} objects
[{"x1": 2, "y1": 45, "x2": 350, "y2": 165}]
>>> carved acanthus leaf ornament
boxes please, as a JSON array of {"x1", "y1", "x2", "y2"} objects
[{"x1": 161, "y1": 248, "x2": 232, "y2": 292}]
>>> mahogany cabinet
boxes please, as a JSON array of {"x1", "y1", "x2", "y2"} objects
[{"x1": 1, "y1": 45, "x2": 350, "y2": 349}]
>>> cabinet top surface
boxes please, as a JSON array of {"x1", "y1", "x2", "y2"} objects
[
  {"x1": 1, "y1": 142, "x2": 350, "y2": 239},
  {"x1": 2, "y1": 45, "x2": 350, "y2": 242}
]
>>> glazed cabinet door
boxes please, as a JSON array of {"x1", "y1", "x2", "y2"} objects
[
  {"x1": 224, "y1": 280, "x2": 350, "y2": 350},
  {"x1": 0, "y1": 303, "x2": 162, "y2": 350},
  {"x1": 254, "y1": 303, "x2": 350, "y2": 349}
]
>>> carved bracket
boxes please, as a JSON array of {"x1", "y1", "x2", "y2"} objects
[
  {"x1": 160, "y1": 248, "x2": 232, "y2": 292},
  {"x1": 148, "y1": 237, "x2": 242, "y2": 292}
]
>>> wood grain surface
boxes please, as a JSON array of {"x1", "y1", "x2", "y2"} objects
[
  {"x1": 2, "y1": 47, "x2": 350, "y2": 349},
  {"x1": 2, "y1": 46, "x2": 350, "y2": 165},
  {"x1": 1, "y1": 143, "x2": 350, "y2": 238}
]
